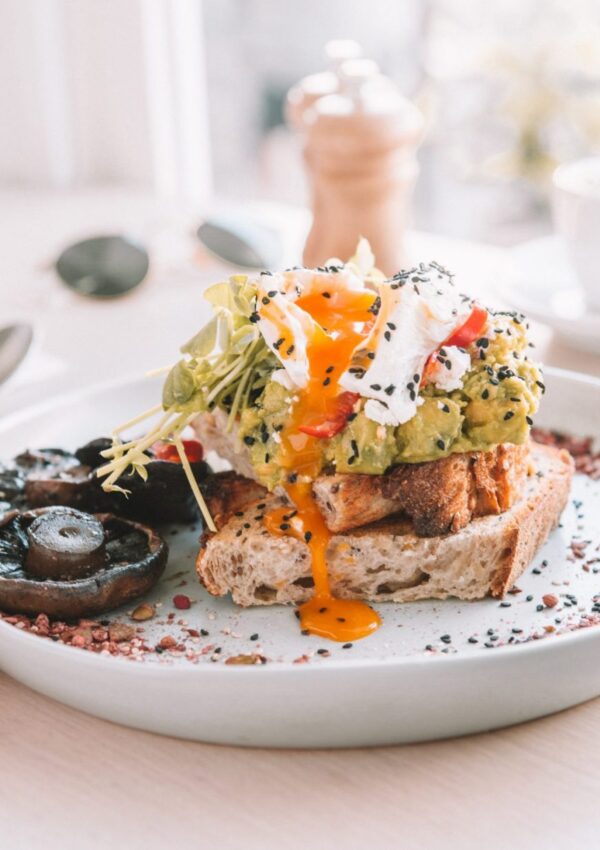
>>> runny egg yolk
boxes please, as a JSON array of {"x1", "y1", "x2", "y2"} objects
[{"x1": 263, "y1": 279, "x2": 382, "y2": 642}]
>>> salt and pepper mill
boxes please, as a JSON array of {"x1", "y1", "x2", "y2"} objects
[
  {"x1": 287, "y1": 45, "x2": 424, "y2": 276},
  {"x1": 285, "y1": 40, "x2": 363, "y2": 131}
]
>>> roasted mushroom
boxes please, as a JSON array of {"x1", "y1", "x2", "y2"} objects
[
  {"x1": 0, "y1": 448, "x2": 82, "y2": 516},
  {"x1": 25, "y1": 509, "x2": 107, "y2": 580},
  {"x1": 0, "y1": 506, "x2": 168, "y2": 618},
  {"x1": 20, "y1": 437, "x2": 211, "y2": 523},
  {"x1": 23, "y1": 449, "x2": 96, "y2": 512}
]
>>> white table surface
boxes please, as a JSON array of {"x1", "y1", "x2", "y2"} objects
[{"x1": 1, "y1": 187, "x2": 599, "y2": 850}]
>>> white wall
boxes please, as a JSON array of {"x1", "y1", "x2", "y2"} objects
[{"x1": 0, "y1": 0, "x2": 212, "y2": 206}]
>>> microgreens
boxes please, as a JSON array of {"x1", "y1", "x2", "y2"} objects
[{"x1": 96, "y1": 275, "x2": 278, "y2": 531}]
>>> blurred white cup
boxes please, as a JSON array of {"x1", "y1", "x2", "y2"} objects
[{"x1": 553, "y1": 156, "x2": 600, "y2": 312}]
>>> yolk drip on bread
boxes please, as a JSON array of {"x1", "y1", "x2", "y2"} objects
[{"x1": 263, "y1": 279, "x2": 382, "y2": 641}]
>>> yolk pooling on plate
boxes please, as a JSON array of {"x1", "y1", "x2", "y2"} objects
[{"x1": 262, "y1": 278, "x2": 382, "y2": 642}]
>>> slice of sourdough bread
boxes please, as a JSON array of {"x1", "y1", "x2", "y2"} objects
[
  {"x1": 193, "y1": 409, "x2": 530, "y2": 536},
  {"x1": 196, "y1": 443, "x2": 573, "y2": 606},
  {"x1": 311, "y1": 442, "x2": 529, "y2": 537}
]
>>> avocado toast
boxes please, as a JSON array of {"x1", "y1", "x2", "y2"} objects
[
  {"x1": 99, "y1": 241, "x2": 572, "y2": 643},
  {"x1": 197, "y1": 442, "x2": 572, "y2": 606},
  {"x1": 194, "y1": 410, "x2": 530, "y2": 537}
]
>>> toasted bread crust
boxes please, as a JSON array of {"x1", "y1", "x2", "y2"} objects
[
  {"x1": 314, "y1": 442, "x2": 529, "y2": 536},
  {"x1": 196, "y1": 443, "x2": 573, "y2": 606},
  {"x1": 194, "y1": 411, "x2": 257, "y2": 480},
  {"x1": 195, "y1": 411, "x2": 530, "y2": 537},
  {"x1": 201, "y1": 471, "x2": 267, "y2": 530}
]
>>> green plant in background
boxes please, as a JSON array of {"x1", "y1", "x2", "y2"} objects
[
  {"x1": 426, "y1": 0, "x2": 600, "y2": 195},
  {"x1": 480, "y1": 35, "x2": 600, "y2": 189}
]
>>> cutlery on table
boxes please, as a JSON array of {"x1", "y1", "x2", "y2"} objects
[
  {"x1": 0, "y1": 323, "x2": 34, "y2": 386},
  {"x1": 55, "y1": 235, "x2": 150, "y2": 299}
]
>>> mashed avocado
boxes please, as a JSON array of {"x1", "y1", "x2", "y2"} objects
[{"x1": 238, "y1": 312, "x2": 543, "y2": 488}]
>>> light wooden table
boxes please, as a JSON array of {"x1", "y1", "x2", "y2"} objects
[{"x1": 1, "y1": 189, "x2": 599, "y2": 850}]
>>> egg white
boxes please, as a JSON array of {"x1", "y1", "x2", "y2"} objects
[{"x1": 339, "y1": 269, "x2": 472, "y2": 426}]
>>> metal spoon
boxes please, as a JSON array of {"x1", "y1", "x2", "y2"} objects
[
  {"x1": 0, "y1": 323, "x2": 34, "y2": 386},
  {"x1": 55, "y1": 235, "x2": 150, "y2": 298},
  {"x1": 197, "y1": 215, "x2": 282, "y2": 270},
  {"x1": 54, "y1": 217, "x2": 282, "y2": 300}
]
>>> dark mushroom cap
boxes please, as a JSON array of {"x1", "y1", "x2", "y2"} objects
[
  {"x1": 23, "y1": 437, "x2": 211, "y2": 524},
  {"x1": 108, "y1": 456, "x2": 211, "y2": 523},
  {"x1": 0, "y1": 448, "x2": 81, "y2": 515},
  {"x1": 0, "y1": 507, "x2": 168, "y2": 619},
  {"x1": 25, "y1": 463, "x2": 95, "y2": 512}
]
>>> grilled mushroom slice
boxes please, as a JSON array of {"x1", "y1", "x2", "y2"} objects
[
  {"x1": 0, "y1": 506, "x2": 168, "y2": 619},
  {"x1": 0, "y1": 448, "x2": 83, "y2": 516},
  {"x1": 23, "y1": 450, "x2": 96, "y2": 511},
  {"x1": 23, "y1": 438, "x2": 211, "y2": 524},
  {"x1": 93, "y1": 438, "x2": 212, "y2": 524}
]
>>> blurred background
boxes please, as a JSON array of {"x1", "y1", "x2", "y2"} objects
[
  {"x1": 3, "y1": 0, "x2": 600, "y2": 244},
  {"x1": 2, "y1": 0, "x2": 600, "y2": 409}
]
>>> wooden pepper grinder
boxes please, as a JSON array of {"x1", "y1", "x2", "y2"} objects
[
  {"x1": 291, "y1": 54, "x2": 423, "y2": 276},
  {"x1": 285, "y1": 40, "x2": 363, "y2": 130}
]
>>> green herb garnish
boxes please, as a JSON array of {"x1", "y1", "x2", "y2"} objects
[{"x1": 96, "y1": 275, "x2": 277, "y2": 531}]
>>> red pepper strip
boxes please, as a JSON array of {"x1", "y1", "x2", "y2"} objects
[
  {"x1": 153, "y1": 439, "x2": 204, "y2": 464},
  {"x1": 421, "y1": 305, "x2": 488, "y2": 386},
  {"x1": 298, "y1": 392, "x2": 360, "y2": 439},
  {"x1": 421, "y1": 354, "x2": 438, "y2": 386},
  {"x1": 444, "y1": 305, "x2": 488, "y2": 348}
]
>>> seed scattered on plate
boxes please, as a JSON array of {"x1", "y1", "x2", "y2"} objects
[
  {"x1": 108, "y1": 622, "x2": 136, "y2": 643},
  {"x1": 131, "y1": 603, "x2": 155, "y2": 622},
  {"x1": 225, "y1": 654, "x2": 267, "y2": 665},
  {"x1": 542, "y1": 594, "x2": 559, "y2": 608},
  {"x1": 173, "y1": 594, "x2": 191, "y2": 610}
]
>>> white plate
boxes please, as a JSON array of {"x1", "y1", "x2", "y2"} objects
[
  {"x1": 507, "y1": 236, "x2": 600, "y2": 354},
  {"x1": 0, "y1": 369, "x2": 598, "y2": 748}
]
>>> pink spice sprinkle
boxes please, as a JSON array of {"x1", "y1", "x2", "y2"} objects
[{"x1": 173, "y1": 594, "x2": 191, "y2": 610}]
